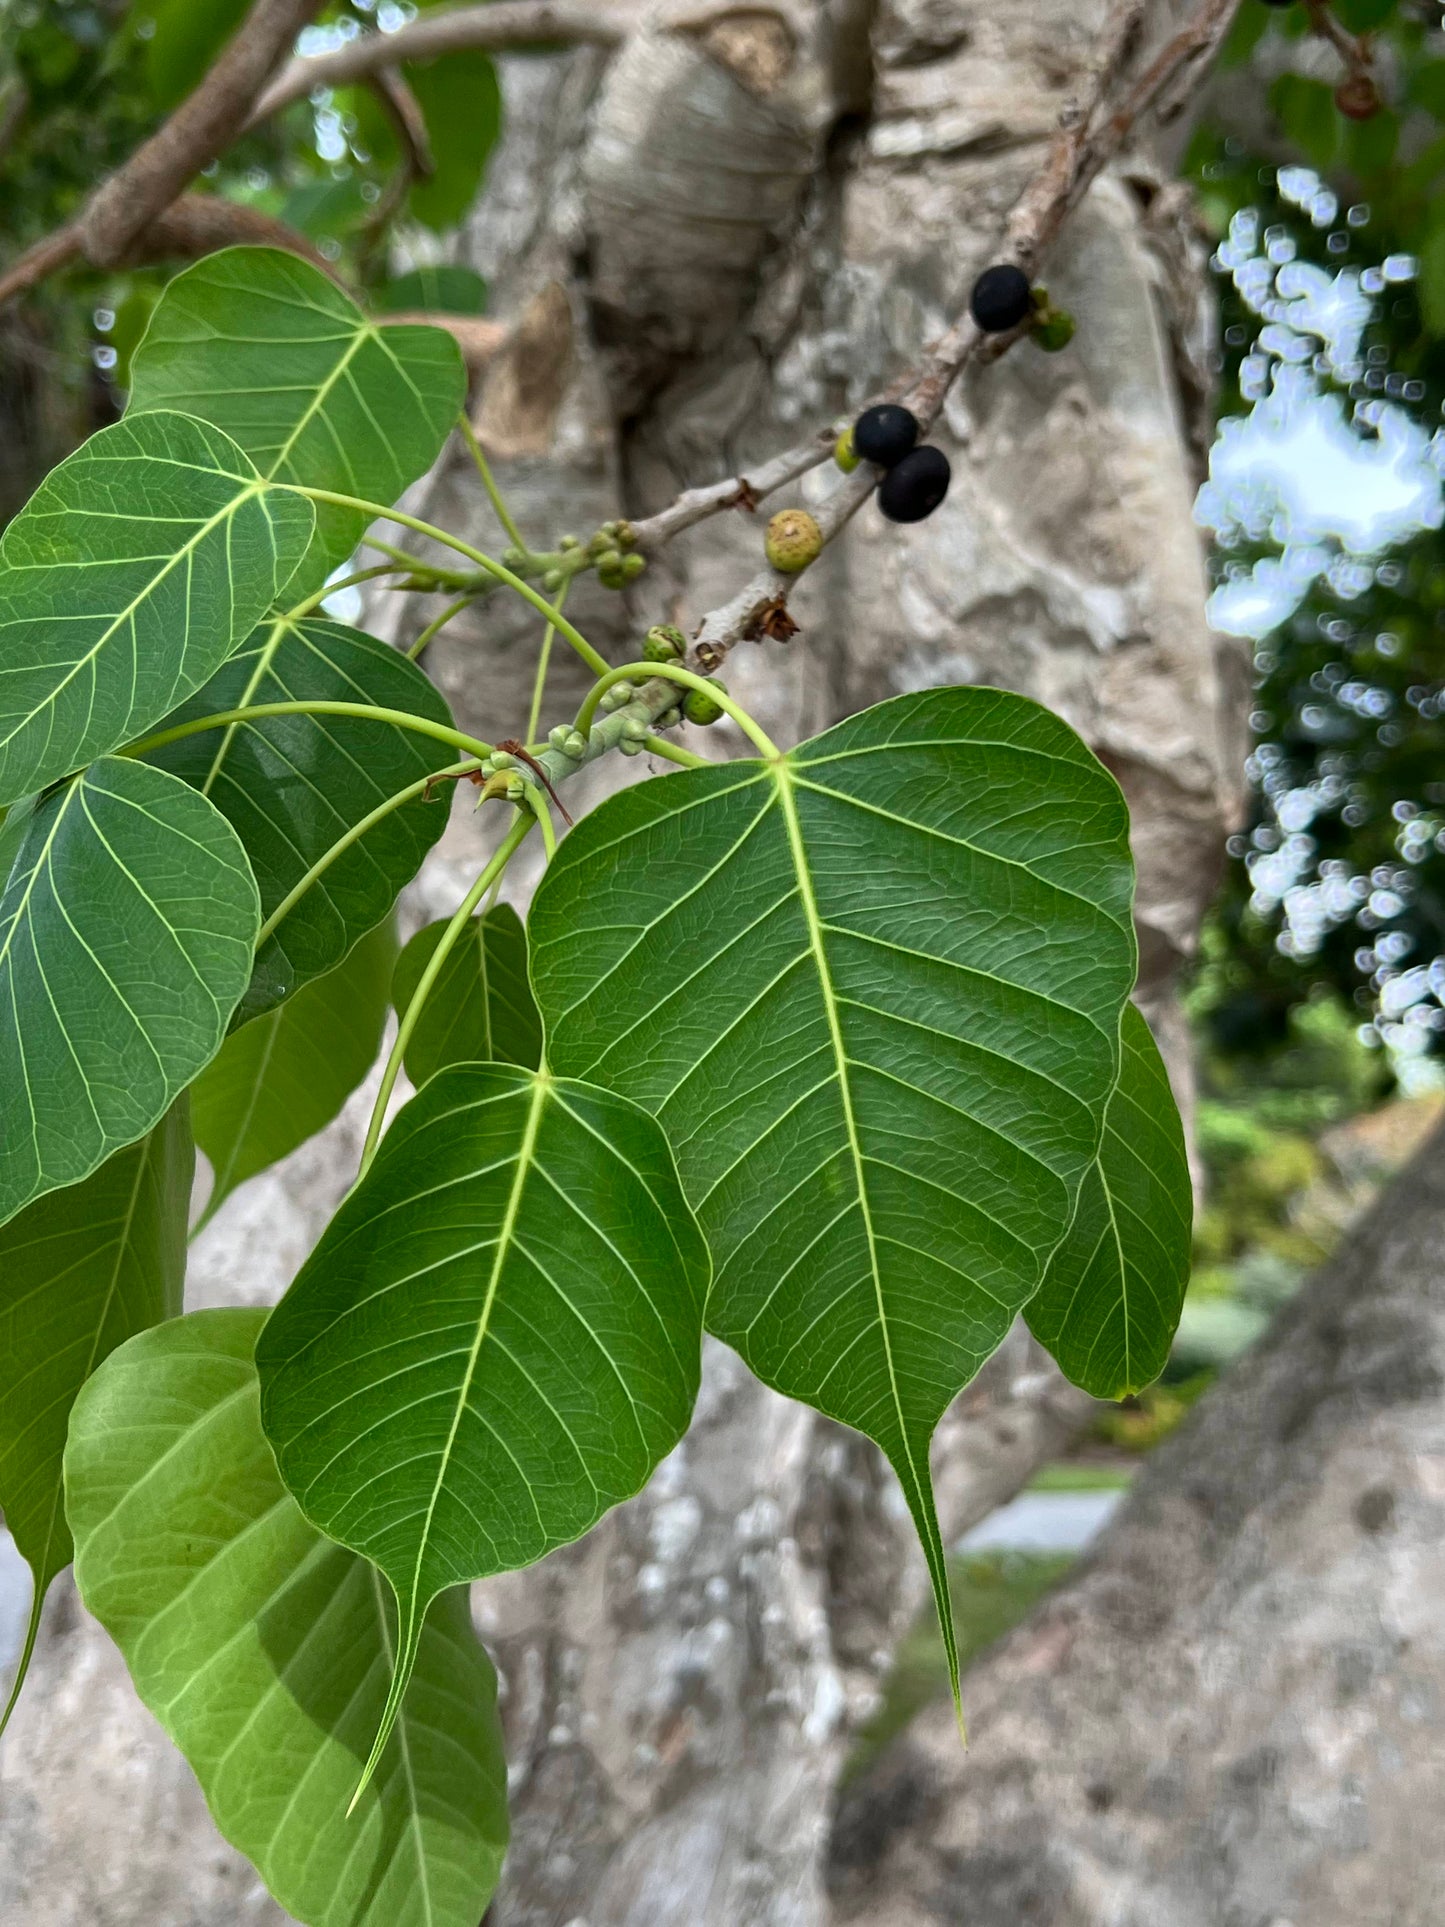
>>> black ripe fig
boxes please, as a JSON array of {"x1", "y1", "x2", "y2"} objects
[
  {"x1": 852, "y1": 403, "x2": 919, "y2": 468},
  {"x1": 878, "y1": 445, "x2": 951, "y2": 524},
  {"x1": 969, "y1": 263, "x2": 1033, "y2": 333}
]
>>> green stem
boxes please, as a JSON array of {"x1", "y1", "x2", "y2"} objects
[
  {"x1": 358, "y1": 811, "x2": 533, "y2": 1176},
  {"x1": 124, "y1": 701, "x2": 494, "y2": 767},
  {"x1": 359, "y1": 535, "x2": 469, "y2": 584},
  {"x1": 642, "y1": 732, "x2": 710, "y2": 769},
  {"x1": 282, "y1": 562, "x2": 399, "y2": 623},
  {"x1": 255, "y1": 758, "x2": 481, "y2": 950},
  {"x1": 406, "y1": 593, "x2": 475, "y2": 662},
  {"x1": 287, "y1": 486, "x2": 612, "y2": 680},
  {"x1": 575, "y1": 661, "x2": 781, "y2": 759},
  {"x1": 522, "y1": 780, "x2": 557, "y2": 862},
  {"x1": 525, "y1": 577, "x2": 570, "y2": 747},
  {"x1": 458, "y1": 412, "x2": 528, "y2": 553}
]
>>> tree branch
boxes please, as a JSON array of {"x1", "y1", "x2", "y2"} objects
[
  {"x1": 668, "y1": 0, "x2": 1243, "y2": 666},
  {"x1": 81, "y1": 0, "x2": 326, "y2": 270},
  {"x1": 367, "y1": 69, "x2": 435, "y2": 181},
  {"x1": 250, "y1": 1, "x2": 630, "y2": 126},
  {"x1": 0, "y1": 226, "x2": 83, "y2": 311}
]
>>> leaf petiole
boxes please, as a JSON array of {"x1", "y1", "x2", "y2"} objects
[
  {"x1": 122, "y1": 700, "x2": 495, "y2": 768},
  {"x1": 458, "y1": 413, "x2": 528, "y2": 554},
  {"x1": 281, "y1": 563, "x2": 403, "y2": 624},
  {"x1": 283, "y1": 485, "x2": 612, "y2": 680},
  {"x1": 255, "y1": 758, "x2": 483, "y2": 950},
  {"x1": 357, "y1": 810, "x2": 534, "y2": 1177},
  {"x1": 641, "y1": 733, "x2": 710, "y2": 769},
  {"x1": 525, "y1": 576, "x2": 570, "y2": 747},
  {"x1": 407, "y1": 593, "x2": 477, "y2": 662}
]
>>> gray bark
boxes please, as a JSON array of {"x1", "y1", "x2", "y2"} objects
[
  {"x1": 829, "y1": 1113, "x2": 1445, "y2": 1927},
  {"x1": 0, "y1": 4, "x2": 1238, "y2": 1923}
]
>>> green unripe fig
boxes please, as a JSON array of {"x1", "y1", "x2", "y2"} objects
[
  {"x1": 644, "y1": 623, "x2": 688, "y2": 662},
  {"x1": 502, "y1": 546, "x2": 528, "y2": 572},
  {"x1": 542, "y1": 568, "x2": 564, "y2": 592},
  {"x1": 1032, "y1": 307, "x2": 1076, "y2": 352},
  {"x1": 683, "y1": 679, "x2": 727, "y2": 727},
  {"x1": 765, "y1": 508, "x2": 824, "y2": 574},
  {"x1": 620, "y1": 551, "x2": 646, "y2": 582},
  {"x1": 834, "y1": 427, "x2": 860, "y2": 473},
  {"x1": 597, "y1": 551, "x2": 627, "y2": 588},
  {"x1": 558, "y1": 533, "x2": 580, "y2": 551}
]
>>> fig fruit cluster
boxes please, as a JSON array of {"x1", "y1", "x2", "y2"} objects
[{"x1": 842, "y1": 402, "x2": 953, "y2": 525}]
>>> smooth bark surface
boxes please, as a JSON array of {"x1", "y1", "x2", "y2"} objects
[{"x1": 831, "y1": 1114, "x2": 1445, "y2": 1927}]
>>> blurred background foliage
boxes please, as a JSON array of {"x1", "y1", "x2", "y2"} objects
[{"x1": 0, "y1": 0, "x2": 498, "y2": 517}]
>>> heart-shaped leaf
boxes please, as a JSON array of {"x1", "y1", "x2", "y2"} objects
[
  {"x1": 0, "y1": 409, "x2": 313, "y2": 807},
  {"x1": 1026, "y1": 1002, "x2": 1192, "y2": 1398},
  {"x1": 128, "y1": 246, "x2": 465, "y2": 582},
  {"x1": 142, "y1": 615, "x2": 455, "y2": 1023},
  {"x1": 0, "y1": 756, "x2": 259, "y2": 1224},
  {"x1": 68, "y1": 1309, "x2": 508, "y2": 1927},
  {"x1": 0, "y1": 1099, "x2": 191, "y2": 1732},
  {"x1": 528, "y1": 687, "x2": 1138, "y2": 1704},
  {"x1": 257, "y1": 1063, "x2": 709, "y2": 1793},
  {"x1": 192, "y1": 921, "x2": 397, "y2": 1223},
  {"x1": 392, "y1": 902, "x2": 542, "y2": 1085}
]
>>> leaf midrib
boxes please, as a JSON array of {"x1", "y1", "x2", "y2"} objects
[
  {"x1": 0, "y1": 480, "x2": 265, "y2": 762},
  {"x1": 408, "y1": 1074, "x2": 549, "y2": 1613},
  {"x1": 771, "y1": 761, "x2": 908, "y2": 1465},
  {"x1": 32, "y1": 1130, "x2": 156, "y2": 1586}
]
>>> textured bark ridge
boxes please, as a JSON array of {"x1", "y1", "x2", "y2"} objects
[
  {"x1": 830, "y1": 1115, "x2": 1445, "y2": 1927},
  {"x1": 0, "y1": 5, "x2": 1240, "y2": 1923}
]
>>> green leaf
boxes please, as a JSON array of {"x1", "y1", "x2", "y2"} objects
[
  {"x1": 0, "y1": 409, "x2": 314, "y2": 807},
  {"x1": 68, "y1": 1309, "x2": 508, "y2": 1927},
  {"x1": 128, "y1": 247, "x2": 465, "y2": 583},
  {"x1": 0, "y1": 1100, "x2": 191, "y2": 1732},
  {"x1": 405, "y1": 53, "x2": 503, "y2": 232},
  {"x1": 1407, "y1": 60, "x2": 1445, "y2": 122},
  {"x1": 136, "y1": 0, "x2": 251, "y2": 108},
  {"x1": 257, "y1": 1063, "x2": 709, "y2": 1793},
  {"x1": 1025, "y1": 1004, "x2": 1192, "y2": 1400},
  {"x1": 142, "y1": 615, "x2": 455, "y2": 1023},
  {"x1": 193, "y1": 921, "x2": 397, "y2": 1222},
  {"x1": 0, "y1": 756, "x2": 259, "y2": 1225},
  {"x1": 1334, "y1": 0, "x2": 1397, "y2": 30},
  {"x1": 528, "y1": 687, "x2": 1138, "y2": 1709},
  {"x1": 393, "y1": 903, "x2": 542, "y2": 1085},
  {"x1": 1421, "y1": 213, "x2": 1445, "y2": 335},
  {"x1": 1270, "y1": 73, "x2": 1340, "y2": 172},
  {"x1": 1344, "y1": 107, "x2": 1399, "y2": 180},
  {"x1": 376, "y1": 266, "x2": 488, "y2": 317}
]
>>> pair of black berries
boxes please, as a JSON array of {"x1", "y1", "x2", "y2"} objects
[
  {"x1": 853, "y1": 408, "x2": 951, "y2": 524},
  {"x1": 851, "y1": 263, "x2": 1041, "y2": 522}
]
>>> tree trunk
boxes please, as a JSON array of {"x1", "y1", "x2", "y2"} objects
[
  {"x1": 419, "y1": 6, "x2": 1239, "y2": 1921},
  {"x1": 0, "y1": 4, "x2": 1239, "y2": 1922},
  {"x1": 829, "y1": 1112, "x2": 1445, "y2": 1927}
]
